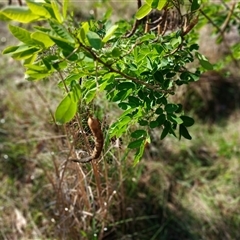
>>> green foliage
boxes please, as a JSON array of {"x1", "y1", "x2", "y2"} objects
[
  {"x1": 141, "y1": 0, "x2": 167, "y2": 14},
  {"x1": 1, "y1": 0, "x2": 215, "y2": 164}
]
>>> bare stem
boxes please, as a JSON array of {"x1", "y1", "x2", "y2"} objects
[{"x1": 31, "y1": 83, "x2": 57, "y2": 127}]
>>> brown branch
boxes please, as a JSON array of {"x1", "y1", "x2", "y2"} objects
[
  {"x1": 124, "y1": 19, "x2": 141, "y2": 38},
  {"x1": 220, "y1": 3, "x2": 235, "y2": 34},
  {"x1": 200, "y1": 8, "x2": 239, "y2": 68},
  {"x1": 31, "y1": 83, "x2": 57, "y2": 127},
  {"x1": 124, "y1": 0, "x2": 142, "y2": 38},
  {"x1": 199, "y1": 9, "x2": 222, "y2": 34},
  {"x1": 221, "y1": 0, "x2": 240, "y2": 21}
]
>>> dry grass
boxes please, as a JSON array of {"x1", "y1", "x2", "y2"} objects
[{"x1": 1, "y1": 65, "x2": 240, "y2": 239}]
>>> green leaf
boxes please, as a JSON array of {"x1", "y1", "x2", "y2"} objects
[
  {"x1": 196, "y1": 53, "x2": 213, "y2": 70},
  {"x1": 168, "y1": 114, "x2": 183, "y2": 124},
  {"x1": 33, "y1": 25, "x2": 51, "y2": 33},
  {"x1": 150, "y1": 120, "x2": 159, "y2": 128},
  {"x1": 26, "y1": 0, "x2": 51, "y2": 18},
  {"x1": 119, "y1": 115, "x2": 132, "y2": 126},
  {"x1": 145, "y1": 0, "x2": 153, "y2": 5},
  {"x1": 51, "y1": 0, "x2": 63, "y2": 23},
  {"x1": 171, "y1": 36, "x2": 182, "y2": 47},
  {"x1": 12, "y1": 46, "x2": 39, "y2": 59},
  {"x1": 157, "y1": 0, "x2": 167, "y2": 10},
  {"x1": 112, "y1": 89, "x2": 131, "y2": 102},
  {"x1": 52, "y1": 61, "x2": 67, "y2": 71},
  {"x1": 58, "y1": 73, "x2": 85, "y2": 87},
  {"x1": 156, "y1": 114, "x2": 166, "y2": 126},
  {"x1": 63, "y1": 0, "x2": 69, "y2": 19},
  {"x1": 155, "y1": 107, "x2": 163, "y2": 115},
  {"x1": 72, "y1": 83, "x2": 82, "y2": 102},
  {"x1": 9, "y1": 25, "x2": 36, "y2": 46},
  {"x1": 84, "y1": 88, "x2": 96, "y2": 104},
  {"x1": 24, "y1": 53, "x2": 37, "y2": 65},
  {"x1": 128, "y1": 96, "x2": 141, "y2": 107},
  {"x1": 25, "y1": 69, "x2": 51, "y2": 80},
  {"x1": 111, "y1": 47, "x2": 121, "y2": 57},
  {"x1": 87, "y1": 31, "x2": 102, "y2": 50},
  {"x1": 165, "y1": 104, "x2": 179, "y2": 113},
  {"x1": 156, "y1": 96, "x2": 167, "y2": 105},
  {"x1": 160, "y1": 121, "x2": 170, "y2": 140},
  {"x1": 26, "y1": 73, "x2": 51, "y2": 81},
  {"x1": 55, "y1": 92, "x2": 78, "y2": 124},
  {"x1": 131, "y1": 130, "x2": 147, "y2": 138},
  {"x1": 49, "y1": 20, "x2": 74, "y2": 43},
  {"x1": 191, "y1": 0, "x2": 200, "y2": 12},
  {"x1": 78, "y1": 27, "x2": 86, "y2": 44},
  {"x1": 180, "y1": 116, "x2": 195, "y2": 127},
  {"x1": 110, "y1": 115, "x2": 132, "y2": 138},
  {"x1": 199, "y1": 59, "x2": 213, "y2": 70},
  {"x1": 102, "y1": 24, "x2": 118, "y2": 43},
  {"x1": 153, "y1": 71, "x2": 164, "y2": 83},
  {"x1": 179, "y1": 124, "x2": 192, "y2": 140},
  {"x1": 78, "y1": 22, "x2": 89, "y2": 44},
  {"x1": 103, "y1": 8, "x2": 112, "y2": 21},
  {"x1": 151, "y1": 0, "x2": 159, "y2": 8},
  {"x1": 0, "y1": 11, "x2": 11, "y2": 21},
  {"x1": 128, "y1": 137, "x2": 145, "y2": 149},
  {"x1": 133, "y1": 139, "x2": 146, "y2": 165},
  {"x1": 135, "y1": 3, "x2": 152, "y2": 20},
  {"x1": 117, "y1": 82, "x2": 135, "y2": 90},
  {"x1": 25, "y1": 63, "x2": 49, "y2": 71},
  {"x1": 190, "y1": 43, "x2": 199, "y2": 51},
  {"x1": 1, "y1": 6, "x2": 40, "y2": 23},
  {"x1": 138, "y1": 120, "x2": 148, "y2": 126},
  {"x1": 31, "y1": 32, "x2": 55, "y2": 48},
  {"x1": 3, "y1": 45, "x2": 38, "y2": 58},
  {"x1": 50, "y1": 36, "x2": 74, "y2": 51},
  {"x1": 2, "y1": 45, "x2": 20, "y2": 54},
  {"x1": 118, "y1": 102, "x2": 128, "y2": 110},
  {"x1": 175, "y1": 104, "x2": 183, "y2": 113}
]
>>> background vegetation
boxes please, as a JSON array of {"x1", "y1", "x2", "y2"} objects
[{"x1": 0, "y1": 0, "x2": 240, "y2": 239}]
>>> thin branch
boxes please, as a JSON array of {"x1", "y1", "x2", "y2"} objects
[
  {"x1": 58, "y1": 70, "x2": 69, "y2": 93},
  {"x1": 199, "y1": 9, "x2": 222, "y2": 34},
  {"x1": 200, "y1": 7, "x2": 239, "y2": 68},
  {"x1": 31, "y1": 82, "x2": 57, "y2": 127},
  {"x1": 221, "y1": 0, "x2": 240, "y2": 21},
  {"x1": 220, "y1": 3, "x2": 235, "y2": 34},
  {"x1": 110, "y1": 39, "x2": 143, "y2": 66}
]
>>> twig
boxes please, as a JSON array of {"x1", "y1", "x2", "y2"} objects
[
  {"x1": 124, "y1": 0, "x2": 142, "y2": 38},
  {"x1": 31, "y1": 83, "x2": 57, "y2": 127},
  {"x1": 221, "y1": 0, "x2": 240, "y2": 21},
  {"x1": 58, "y1": 70, "x2": 69, "y2": 93},
  {"x1": 124, "y1": 19, "x2": 141, "y2": 38},
  {"x1": 220, "y1": 3, "x2": 235, "y2": 34},
  {"x1": 110, "y1": 39, "x2": 143, "y2": 66},
  {"x1": 200, "y1": 7, "x2": 239, "y2": 68},
  {"x1": 199, "y1": 9, "x2": 222, "y2": 34},
  {"x1": 91, "y1": 159, "x2": 104, "y2": 209},
  {"x1": 16, "y1": 134, "x2": 66, "y2": 144}
]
